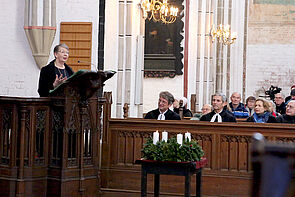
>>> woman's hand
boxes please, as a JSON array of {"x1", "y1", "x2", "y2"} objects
[{"x1": 53, "y1": 74, "x2": 67, "y2": 88}]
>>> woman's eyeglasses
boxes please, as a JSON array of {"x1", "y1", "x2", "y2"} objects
[{"x1": 58, "y1": 50, "x2": 69, "y2": 55}]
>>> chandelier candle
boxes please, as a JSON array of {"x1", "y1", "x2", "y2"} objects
[
  {"x1": 153, "y1": 131, "x2": 159, "y2": 144},
  {"x1": 177, "y1": 134, "x2": 183, "y2": 145},
  {"x1": 185, "y1": 132, "x2": 191, "y2": 142},
  {"x1": 162, "y1": 131, "x2": 168, "y2": 142}
]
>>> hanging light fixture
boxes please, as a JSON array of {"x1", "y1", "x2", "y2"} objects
[
  {"x1": 210, "y1": 24, "x2": 237, "y2": 45},
  {"x1": 140, "y1": 0, "x2": 178, "y2": 24}
]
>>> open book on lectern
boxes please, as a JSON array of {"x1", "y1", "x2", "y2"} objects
[{"x1": 49, "y1": 69, "x2": 116, "y2": 97}]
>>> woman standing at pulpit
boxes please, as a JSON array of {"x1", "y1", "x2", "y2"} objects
[
  {"x1": 246, "y1": 98, "x2": 277, "y2": 123},
  {"x1": 38, "y1": 43, "x2": 74, "y2": 97}
]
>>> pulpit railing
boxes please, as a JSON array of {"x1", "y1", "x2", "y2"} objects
[{"x1": 0, "y1": 70, "x2": 115, "y2": 197}]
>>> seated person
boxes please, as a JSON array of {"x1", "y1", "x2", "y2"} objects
[
  {"x1": 276, "y1": 100, "x2": 295, "y2": 123},
  {"x1": 268, "y1": 100, "x2": 278, "y2": 117},
  {"x1": 286, "y1": 89, "x2": 295, "y2": 104},
  {"x1": 200, "y1": 93, "x2": 236, "y2": 122},
  {"x1": 191, "y1": 104, "x2": 212, "y2": 120},
  {"x1": 229, "y1": 92, "x2": 249, "y2": 118},
  {"x1": 245, "y1": 96, "x2": 255, "y2": 116},
  {"x1": 145, "y1": 91, "x2": 181, "y2": 120},
  {"x1": 201, "y1": 104, "x2": 212, "y2": 115},
  {"x1": 246, "y1": 98, "x2": 276, "y2": 123},
  {"x1": 284, "y1": 85, "x2": 295, "y2": 103},
  {"x1": 173, "y1": 97, "x2": 193, "y2": 117},
  {"x1": 274, "y1": 92, "x2": 286, "y2": 115}
]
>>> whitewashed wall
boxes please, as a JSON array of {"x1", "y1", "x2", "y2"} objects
[
  {"x1": 143, "y1": 76, "x2": 183, "y2": 113},
  {"x1": 0, "y1": 0, "x2": 99, "y2": 97},
  {"x1": 0, "y1": 1, "x2": 39, "y2": 97}
]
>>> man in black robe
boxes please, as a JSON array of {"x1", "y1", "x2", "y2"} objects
[
  {"x1": 145, "y1": 91, "x2": 180, "y2": 120},
  {"x1": 200, "y1": 93, "x2": 236, "y2": 122}
]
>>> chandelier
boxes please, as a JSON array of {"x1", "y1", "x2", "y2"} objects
[
  {"x1": 210, "y1": 24, "x2": 237, "y2": 45},
  {"x1": 140, "y1": 0, "x2": 178, "y2": 24}
]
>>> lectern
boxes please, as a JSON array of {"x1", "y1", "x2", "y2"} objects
[{"x1": 0, "y1": 70, "x2": 115, "y2": 197}]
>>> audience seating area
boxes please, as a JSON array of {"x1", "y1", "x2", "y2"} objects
[
  {"x1": 1, "y1": 92, "x2": 295, "y2": 196},
  {"x1": 101, "y1": 96, "x2": 295, "y2": 197}
]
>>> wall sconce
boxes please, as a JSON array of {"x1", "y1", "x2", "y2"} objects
[
  {"x1": 210, "y1": 24, "x2": 237, "y2": 45},
  {"x1": 140, "y1": 0, "x2": 178, "y2": 24}
]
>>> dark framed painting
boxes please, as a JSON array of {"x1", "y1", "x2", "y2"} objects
[{"x1": 144, "y1": 0, "x2": 184, "y2": 78}]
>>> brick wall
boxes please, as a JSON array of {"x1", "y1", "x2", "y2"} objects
[
  {"x1": 246, "y1": 2, "x2": 295, "y2": 99},
  {"x1": 247, "y1": 44, "x2": 295, "y2": 98}
]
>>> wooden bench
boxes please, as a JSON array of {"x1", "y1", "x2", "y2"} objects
[{"x1": 101, "y1": 106, "x2": 295, "y2": 197}]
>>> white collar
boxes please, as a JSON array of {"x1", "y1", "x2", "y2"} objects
[{"x1": 159, "y1": 109, "x2": 168, "y2": 114}]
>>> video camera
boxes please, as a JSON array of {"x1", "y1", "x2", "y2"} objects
[{"x1": 265, "y1": 85, "x2": 281, "y2": 101}]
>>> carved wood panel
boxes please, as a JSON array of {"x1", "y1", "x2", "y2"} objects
[
  {"x1": 35, "y1": 110, "x2": 45, "y2": 166},
  {"x1": 220, "y1": 135, "x2": 251, "y2": 172},
  {"x1": 51, "y1": 110, "x2": 63, "y2": 166},
  {"x1": 1, "y1": 109, "x2": 12, "y2": 165}
]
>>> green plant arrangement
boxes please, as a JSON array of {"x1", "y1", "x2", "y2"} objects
[{"x1": 142, "y1": 137, "x2": 204, "y2": 162}]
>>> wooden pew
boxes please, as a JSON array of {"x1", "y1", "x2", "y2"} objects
[{"x1": 100, "y1": 113, "x2": 295, "y2": 197}]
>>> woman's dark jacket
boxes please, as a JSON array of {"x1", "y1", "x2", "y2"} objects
[
  {"x1": 246, "y1": 115, "x2": 277, "y2": 123},
  {"x1": 173, "y1": 108, "x2": 193, "y2": 117},
  {"x1": 38, "y1": 60, "x2": 74, "y2": 97}
]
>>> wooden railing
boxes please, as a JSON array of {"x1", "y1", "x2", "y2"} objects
[
  {"x1": 0, "y1": 70, "x2": 115, "y2": 197},
  {"x1": 101, "y1": 116, "x2": 295, "y2": 197}
]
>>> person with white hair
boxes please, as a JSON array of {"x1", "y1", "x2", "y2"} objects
[
  {"x1": 276, "y1": 100, "x2": 295, "y2": 123},
  {"x1": 274, "y1": 92, "x2": 286, "y2": 115},
  {"x1": 173, "y1": 96, "x2": 193, "y2": 117},
  {"x1": 38, "y1": 43, "x2": 74, "y2": 97}
]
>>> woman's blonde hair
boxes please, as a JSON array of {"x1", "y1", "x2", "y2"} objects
[{"x1": 255, "y1": 98, "x2": 270, "y2": 112}]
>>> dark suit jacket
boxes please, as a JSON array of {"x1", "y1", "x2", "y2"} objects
[
  {"x1": 144, "y1": 109, "x2": 181, "y2": 120},
  {"x1": 200, "y1": 110, "x2": 236, "y2": 122},
  {"x1": 38, "y1": 60, "x2": 74, "y2": 97},
  {"x1": 276, "y1": 114, "x2": 295, "y2": 124}
]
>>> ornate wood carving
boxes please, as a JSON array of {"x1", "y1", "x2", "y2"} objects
[
  {"x1": 51, "y1": 110, "x2": 64, "y2": 166},
  {"x1": 1, "y1": 109, "x2": 12, "y2": 165},
  {"x1": 0, "y1": 70, "x2": 115, "y2": 197},
  {"x1": 35, "y1": 110, "x2": 46, "y2": 165},
  {"x1": 275, "y1": 137, "x2": 295, "y2": 143},
  {"x1": 24, "y1": 111, "x2": 30, "y2": 166},
  {"x1": 221, "y1": 135, "x2": 251, "y2": 143},
  {"x1": 82, "y1": 104, "x2": 93, "y2": 165}
]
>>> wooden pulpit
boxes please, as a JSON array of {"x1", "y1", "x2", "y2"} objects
[{"x1": 0, "y1": 70, "x2": 115, "y2": 197}]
